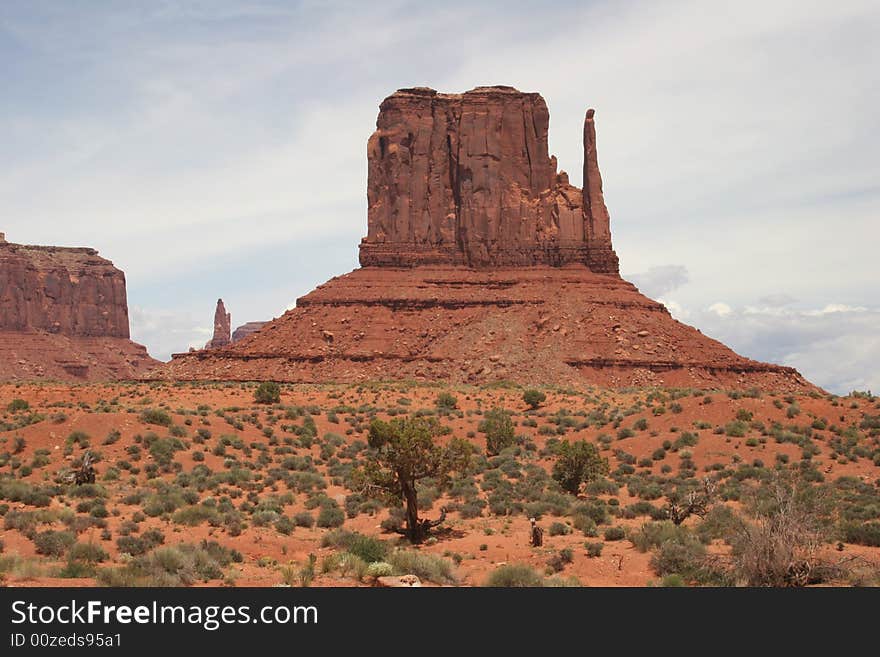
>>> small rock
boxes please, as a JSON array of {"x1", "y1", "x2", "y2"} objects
[{"x1": 377, "y1": 575, "x2": 422, "y2": 588}]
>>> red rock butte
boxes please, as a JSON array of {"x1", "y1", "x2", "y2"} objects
[
  {"x1": 157, "y1": 86, "x2": 813, "y2": 391},
  {"x1": 0, "y1": 233, "x2": 158, "y2": 380}
]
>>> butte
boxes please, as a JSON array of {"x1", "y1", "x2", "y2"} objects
[
  {"x1": 157, "y1": 86, "x2": 813, "y2": 391},
  {"x1": 0, "y1": 232, "x2": 158, "y2": 381}
]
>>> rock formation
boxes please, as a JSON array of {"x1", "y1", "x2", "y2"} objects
[
  {"x1": 360, "y1": 87, "x2": 618, "y2": 271},
  {"x1": 156, "y1": 86, "x2": 813, "y2": 392},
  {"x1": 232, "y1": 321, "x2": 267, "y2": 343},
  {"x1": 206, "y1": 299, "x2": 231, "y2": 348},
  {"x1": 0, "y1": 234, "x2": 159, "y2": 380}
]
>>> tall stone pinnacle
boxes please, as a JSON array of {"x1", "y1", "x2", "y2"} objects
[{"x1": 206, "y1": 299, "x2": 231, "y2": 349}]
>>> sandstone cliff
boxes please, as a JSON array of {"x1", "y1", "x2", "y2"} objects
[
  {"x1": 360, "y1": 86, "x2": 618, "y2": 272},
  {"x1": 0, "y1": 238, "x2": 130, "y2": 337},
  {"x1": 0, "y1": 233, "x2": 159, "y2": 380}
]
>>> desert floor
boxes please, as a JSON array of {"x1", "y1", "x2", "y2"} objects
[{"x1": 1, "y1": 380, "x2": 878, "y2": 587}]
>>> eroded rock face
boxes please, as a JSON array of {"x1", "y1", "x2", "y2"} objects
[
  {"x1": 206, "y1": 299, "x2": 231, "y2": 348},
  {"x1": 155, "y1": 87, "x2": 814, "y2": 392},
  {"x1": 1, "y1": 241, "x2": 130, "y2": 337},
  {"x1": 359, "y1": 86, "x2": 619, "y2": 272},
  {"x1": 0, "y1": 235, "x2": 159, "y2": 381}
]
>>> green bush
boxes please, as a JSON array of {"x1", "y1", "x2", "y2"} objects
[
  {"x1": 69, "y1": 541, "x2": 109, "y2": 563},
  {"x1": 650, "y1": 535, "x2": 708, "y2": 581},
  {"x1": 485, "y1": 564, "x2": 544, "y2": 587},
  {"x1": 552, "y1": 440, "x2": 610, "y2": 494},
  {"x1": 254, "y1": 382, "x2": 281, "y2": 404},
  {"x1": 294, "y1": 512, "x2": 315, "y2": 528},
  {"x1": 347, "y1": 535, "x2": 387, "y2": 563},
  {"x1": 724, "y1": 421, "x2": 748, "y2": 437},
  {"x1": 366, "y1": 561, "x2": 394, "y2": 578},
  {"x1": 7, "y1": 399, "x2": 30, "y2": 412},
  {"x1": 33, "y1": 530, "x2": 76, "y2": 557},
  {"x1": 546, "y1": 548, "x2": 574, "y2": 573},
  {"x1": 840, "y1": 521, "x2": 880, "y2": 547},
  {"x1": 435, "y1": 392, "x2": 458, "y2": 412},
  {"x1": 523, "y1": 389, "x2": 547, "y2": 410},
  {"x1": 480, "y1": 408, "x2": 515, "y2": 456},
  {"x1": 387, "y1": 549, "x2": 456, "y2": 584},
  {"x1": 603, "y1": 526, "x2": 625, "y2": 541},
  {"x1": 548, "y1": 521, "x2": 570, "y2": 536},
  {"x1": 316, "y1": 505, "x2": 345, "y2": 528},
  {"x1": 585, "y1": 541, "x2": 603, "y2": 557},
  {"x1": 140, "y1": 409, "x2": 172, "y2": 427},
  {"x1": 116, "y1": 528, "x2": 164, "y2": 556}
]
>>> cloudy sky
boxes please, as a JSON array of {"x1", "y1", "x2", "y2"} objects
[{"x1": 1, "y1": 1, "x2": 877, "y2": 393}]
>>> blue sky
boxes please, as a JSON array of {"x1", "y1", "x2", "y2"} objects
[{"x1": 1, "y1": 1, "x2": 878, "y2": 393}]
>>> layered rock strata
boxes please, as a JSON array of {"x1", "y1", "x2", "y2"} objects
[
  {"x1": 0, "y1": 235, "x2": 158, "y2": 380},
  {"x1": 157, "y1": 87, "x2": 813, "y2": 392}
]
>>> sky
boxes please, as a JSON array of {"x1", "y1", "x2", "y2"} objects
[{"x1": 1, "y1": 0, "x2": 877, "y2": 394}]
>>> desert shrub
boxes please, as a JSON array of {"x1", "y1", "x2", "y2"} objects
[
  {"x1": 69, "y1": 541, "x2": 109, "y2": 563},
  {"x1": 435, "y1": 392, "x2": 458, "y2": 412},
  {"x1": 347, "y1": 534, "x2": 387, "y2": 563},
  {"x1": 661, "y1": 574, "x2": 686, "y2": 587},
  {"x1": 630, "y1": 521, "x2": 691, "y2": 552},
  {"x1": 696, "y1": 505, "x2": 741, "y2": 542},
  {"x1": 523, "y1": 389, "x2": 547, "y2": 410},
  {"x1": 116, "y1": 528, "x2": 164, "y2": 556},
  {"x1": 730, "y1": 476, "x2": 833, "y2": 586},
  {"x1": 546, "y1": 548, "x2": 574, "y2": 572},
  {"x1": 552, "y1": 440, "x2": 609, "y2": 494},
  {"x1": 316, "y1": 504, "x2": 345, "y2": 528},
  {"x1": 839, "y1": 521, "x2": 880, "y2": 547},
  {"x1": 98, "y1": 542, "x2": 237, "y2": 587},
  {"x1": 33, "y1": 530, "x2": 76, "y2": 557},
  {"x1": 725, "y1": 421, "x2": 748, "y2": 437},
  {"x1": 585, "y1": 541, "x2": 603, "y2": 557},
  {"x1": 140, "y1": 409, "x2": 172, "y2": 427},
  {"x1": 294, "y1": 512, "x2": 315, "y2": 528},
  {"x1": 7, "y1": 399, "x2": 30, "y2": 412},
  {"x1": 548, "y1": 521, "x2": 571, "y2": 536},
  {"x1": 485, "y1": 563, "x2": 544, "y2": 587},
  {"x1": 254, "y1": 382, "x2": 281, "y2": 404},
  {"x1": 102, "y1": 430, "x2": 121, "y2": 445},
  {"x1": 387, "y1": 549, "x2": 455, "y2": 584},
  {"x1": 650, "y1": 535, "x2": 708, "y2": 580},
  {"x1": 366, "y1": 561, "x2": 394, "y2": 578},
  {"x1": 603, "y1": 526, "x2": 625, "y2": 541},
  {"x1": 481, "y1": 408, "x2": 515, "y2": 456},
  {"x1": 172, "y1": 505, "x2": 219, "y2": 527}
]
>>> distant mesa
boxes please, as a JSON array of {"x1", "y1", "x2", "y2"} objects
[
  {"x1": 232, "y1": 321, "x2": 268, "y2": 343},
  {"x1": 0, "y1": 233, "x2": 159, "y2": 381},
  {"x1": 154, "y1": 86, "x2": 814, "y2": 391}
]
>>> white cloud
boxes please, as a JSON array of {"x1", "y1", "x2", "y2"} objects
[
  {"x1": 129, "y1": 306, "x2": 211, "y2": 361},
  {"x1": 667, "y1": 300, "x2": 880, "y2": 394},
  {"x1": 708, "y1": 302, "x2": 733, "y2": 317},
  {"x1": 628, "y1": 265, "x2": 690, "y2": 299}
]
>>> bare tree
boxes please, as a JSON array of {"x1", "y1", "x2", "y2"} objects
[
  {"x1": 731, "y1": 475, "x2": 832, "y2": 586},
  {"x1": 665, "y1": 477, "x2": 717, "y2": 525}
]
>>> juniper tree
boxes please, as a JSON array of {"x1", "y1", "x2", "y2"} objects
[{"x1": 353, "y1": 416, "x2": 473, "y2": 543}]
